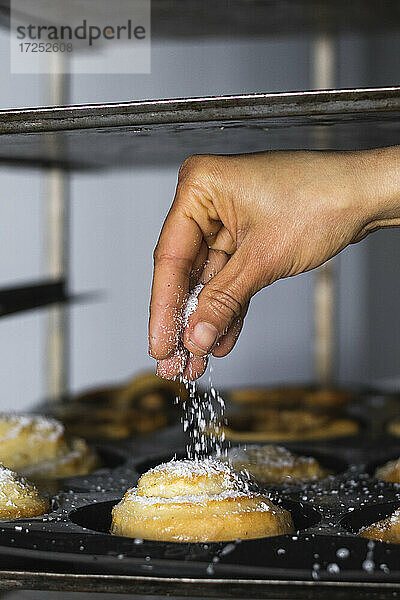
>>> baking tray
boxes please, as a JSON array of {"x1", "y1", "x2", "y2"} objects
[
  {"x1": 0, "y1": 389, "x2": 400, "y2": 597},
  {"x1": 0, "y1": 87, "x2": 400, "y2": 169}
]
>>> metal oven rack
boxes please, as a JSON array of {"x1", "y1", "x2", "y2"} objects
[{"x1": 1, "y1": 1, "x2": 400, "y2": 596}]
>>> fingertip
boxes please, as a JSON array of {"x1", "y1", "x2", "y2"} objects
[
  {"x1": 156, "y1": 351, "x2": 188, "y2": 380},
  {"x1": 211, "y1": 317, "x2": 243, "y2": 357},
  {"x1": 183, "y1": 354, "x2": 208, "y2": 381},
  {"x1": 183, "y1": 321, "x2": 219, "y2": 356}
]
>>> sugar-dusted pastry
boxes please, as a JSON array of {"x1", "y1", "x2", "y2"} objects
[
  {"x1": 225, "y1": 445, "x2": 328, "y2": 485},
  {"x1": 0, "y1": 414, "x2": 98, "y2": 479},
  {"x1": 359, "y1": 508, "x2": 400, "y2": 544},
  {"x1": 111, "y1": 459, "x2": 294, "y2": 542},
  {"x1": 219, "y1": 408, "x2": 358, "y2": 442},
  {"x1": 21, "y1": 437, "x2": 99, "y2": 480},
  {"x1": 375, "y1": 458, "x2": 400, "y2": 483},
  {"x1": 0, "y1": 464, "x2": 49, "y2": 518}
]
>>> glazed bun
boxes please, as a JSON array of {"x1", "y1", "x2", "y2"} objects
[
  {"x1": 0, "y1": 464, "x2": 49, "y2": 519},
  {"x1": 111, "y1": 459, "x2": 294, "y2": 542}
]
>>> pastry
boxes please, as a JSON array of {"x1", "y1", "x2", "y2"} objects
[
  {"x1": 375, "y1": 458, "x2": 400, "y2": 483},
  {"x1": 228, "y1": 386, "x2": 351, "y2": 409},
  {"x1": 55, "y1": 371, "x2": 186, "y2": 440},
  {"x1": 225, "y1": 445, "x2": 328, "y2": 484},
  {"x1": 218, "y1": 408, "x2": 358, "y2": 442},
  {"x1": 0, "y1": 414, "x2": 99, "y2": 479},
  {"x1": 111, "y1": 459, "x2": 294, "y2": 542},
  {"x1": 21, "y1": 437, "x2": 99, "y2": 480},
  {"x1": 359, "y1": 508, "x2": 400, "y2": 544},
  {"x1": 0, "y1": 464, "x2": 49, "y2": 518}
]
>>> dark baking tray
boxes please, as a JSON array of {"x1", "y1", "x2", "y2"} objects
[{"x1": 0, "y1": 389, "x2": 399, "y2": 596}]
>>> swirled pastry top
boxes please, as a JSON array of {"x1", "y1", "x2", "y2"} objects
[
  {"x1": 0, "y1": 414, "x2": 64, "y2": 470},
  {"x1": 111, "y1": 459, "x2": 294, "y2": 542},
  {"x1": 137, "y1": 458, "x2": 249, "y2": 499}
]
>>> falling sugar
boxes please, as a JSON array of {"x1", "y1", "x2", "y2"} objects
[{"x1": 176, "y1": 284, "x2": 227, "y2": 460}]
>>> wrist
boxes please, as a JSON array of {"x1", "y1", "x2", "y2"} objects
[{"x1": 351, "y1": 146, "x2": 400, "y2": 234}]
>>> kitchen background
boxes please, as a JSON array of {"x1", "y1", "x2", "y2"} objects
[{"x1": 1, "y1": 23, "x2": 400, "y2": 411}]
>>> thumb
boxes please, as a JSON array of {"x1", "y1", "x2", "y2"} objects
[{"x1": 183, "y1": 243, "x2": 261, "y2": 356}]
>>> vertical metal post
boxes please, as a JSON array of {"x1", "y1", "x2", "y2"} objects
[
  {"x1": 45, "y1": 53, "x2": 70, "y2": 402},
  {"x1": 312, "y1": 34, "x2": 336, "y2": 388}
]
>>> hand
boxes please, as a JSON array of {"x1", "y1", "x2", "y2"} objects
[{"x1": 149, "y1": 148, "x2": 400, "y2": 380}]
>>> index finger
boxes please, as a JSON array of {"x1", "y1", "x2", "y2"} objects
[{"x1": 149, "y1": 206, "x2": 203, "y2": 360}]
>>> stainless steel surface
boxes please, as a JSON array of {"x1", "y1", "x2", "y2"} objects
[{"x1": 0, "y1": 87, "x2": 399, "y2": 169}]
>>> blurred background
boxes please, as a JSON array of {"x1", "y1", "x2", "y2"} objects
[{"x1": 1, "y1": 19, "x2": 400, "y2": 411}]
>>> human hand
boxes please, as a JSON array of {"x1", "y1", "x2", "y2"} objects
[{"x1": 149, "y1": 148, "x2": 400, "y2": 380}]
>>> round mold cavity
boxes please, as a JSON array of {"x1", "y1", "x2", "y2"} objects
[
  {"x1": 133, "y1": 448, "x2": 348, "y2": 484},
  {"x1": 69, "y1": 497, "x2": 321, "y2": 537},
  {"x1": 340, "y1": 501, "x2": 400, "y2": 536}
]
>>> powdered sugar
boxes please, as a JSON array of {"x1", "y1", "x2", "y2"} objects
[
  {"x1": 182, "y1": 284, "x2": 204, "y2": 329},
  {"x1": 0, "y1": 414, "x2": 63, "y2": 443},
  {"x1": 125, "y1": 487, "x2": 274, "y2": 509}
]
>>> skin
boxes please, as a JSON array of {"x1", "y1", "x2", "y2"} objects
[{"x1": 149, "y1": 147, "x2": 400, "y2": 381}]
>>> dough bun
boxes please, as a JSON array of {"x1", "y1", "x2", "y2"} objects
[
  {"x1": 375, "y1": 458, "x2": 400, "y2": 483},
  {"x1": 0, "y1": 414, "x2": 98, "y2": 479},
  {"x1": 219, "y1": 408, "x2": 358, "y2": 442},
  {"x1": 225, "y1": 445, "x2": 328, "y2": 485},
  {"x1": 228, "y1": 386, "x2": 351, "y2": 409},
  {"x1": 0, "y1": 464, "x2": 49, "y2": 519},
  {"x1": 359, "y1": 508, "x2": 400, "y2": 544},
  {"x1": 111, "y1": 459, "x2": 294, "y2": 542}
]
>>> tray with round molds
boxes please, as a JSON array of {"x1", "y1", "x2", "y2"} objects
[{"x1": 0, "y1": 390, "x2": 400, "y2": 596}]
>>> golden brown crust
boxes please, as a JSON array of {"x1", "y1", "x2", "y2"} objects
[
  {"x1": 0, "y1": 414, "x2": 65, "y2": 470},
  {"x1": 111, "y1": 459, "x2": 294, "y2": 542},
  {"x1": 218, "y1": 409, "x2": 358, "y2": 442},
  {"x1": 224, "y1": 445, "x2": 328, "y2": 484},
  {"x1": 359, "y1": 509, "x2": 400, "y2": 544},
  {"x1": 0, "y1": 465, "x2": 49, "y2": 519},
  {"x1": 0, "y1": 414, "x2": 99, "y2": 479},
  {"x1": 21, "y1": 437, "x2": 99, "y2": 479}
]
